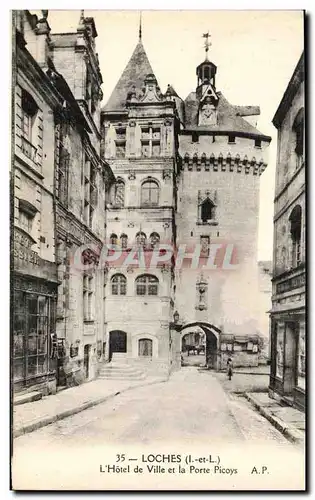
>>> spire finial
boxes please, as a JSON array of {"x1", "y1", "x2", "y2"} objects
[
  {"x1": 202, "y1": 31, "x2": 211, "y2": 60},
  {"x1": 139, "y1": 11, "x2": 142, "y2": 41},
  {"x1": 80, "y1": 9, "x2": 84, "y2": 22}
]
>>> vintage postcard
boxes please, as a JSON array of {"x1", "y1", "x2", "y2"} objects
[{"x1": 11, "y1": 9, "x2": 305, "y2": 491}]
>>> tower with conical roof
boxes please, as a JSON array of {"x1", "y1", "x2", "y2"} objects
[{"x1": 101, "y1": 27, "x2": 180, "y2": 376}]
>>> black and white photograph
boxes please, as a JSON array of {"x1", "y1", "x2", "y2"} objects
[{"x1": 10, "y1": 8, "x2": 305, "y2": 491}]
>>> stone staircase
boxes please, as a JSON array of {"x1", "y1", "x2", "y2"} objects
[{"x1": 98, "y1": 356, "x2": 147, "y2": 381}]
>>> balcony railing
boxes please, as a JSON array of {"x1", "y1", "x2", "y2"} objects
[{"x1": 21, "y1": 136, "x2": 37, "y2": 163}]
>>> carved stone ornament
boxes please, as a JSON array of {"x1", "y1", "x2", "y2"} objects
[
  {"x1": 128, "y1": 171, "x2": 136, "y2": 180},
  {"x1": 127, "y1": 221, "x2": 135, "y2": 228},
  {"x1": 163, "y1": 169, "x2": 172, "y2": 180}
]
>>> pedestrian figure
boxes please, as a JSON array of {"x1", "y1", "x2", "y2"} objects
[{"x1": 227, "y1": 358, "x2": 233, "y2": 380}]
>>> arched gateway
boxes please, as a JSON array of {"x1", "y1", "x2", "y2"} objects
[{"x1": 180, "y1": 322, "x2": 221, "y2": 370}]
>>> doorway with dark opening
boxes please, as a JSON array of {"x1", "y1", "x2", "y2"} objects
[
  {"x1": 109, "y1": 330, "x2": 127, "y2": 361},
  {"x1": 84, "y1": 344, "x2": 91, "y2": 379}
]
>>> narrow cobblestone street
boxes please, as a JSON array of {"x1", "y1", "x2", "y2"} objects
[
  {"x1": 14, "y1": 367, "x2": 295, "y2": 447},
  {"x1": 13, "y1": 367, "x2": 304, "y2": 490}
]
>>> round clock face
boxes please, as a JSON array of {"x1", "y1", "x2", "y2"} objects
[{"x1": 201, "y1": 104, "x2": 216, "y2": 124}]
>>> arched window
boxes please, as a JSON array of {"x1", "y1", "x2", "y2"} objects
[
  {"x1": 120, "y1": 233, "x2": 128, "y2": 249},
  {"x1": 111, "y1": 274, "x2": 127, "y2": 295},
  {"x1": 138, "y1": 338, "x2": 153, "y2": 357},
  {"x1": 136, "y1": 231, "x2": 147, "y2": 249},
  {"x1": 141, "y1": 180, "x2": 159, "y2": 206},
  {"x1": 201, "y1": 198, "x2": 215, "y2": 223},
  {"x1": 136, "y1": 275, "x2": 159, "y2": 296},
  {"x1": 110, "y1": 233, "x2": 118, "y2": 245},
  {"x1": 150, "y1": 232, "x2": 160, "y2": 249},
  {"x1": 289, "y1": 205, "x2": 302, "y2": 268},
  {"x1": 293, "y1": 108, "x2": 304, "y2": 168},
  {"x1": 111, "y1": 179, "x2": 125, "y2": 207}
]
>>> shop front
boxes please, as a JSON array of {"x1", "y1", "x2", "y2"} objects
[
  {"x1": 269, "y1": 313, "x2": 305, "y2": 411},
  {"x1": 13, "y1": 275, "x2": 58, "y2": 395}
]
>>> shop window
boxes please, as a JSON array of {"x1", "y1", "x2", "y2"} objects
[
  {"x1": 136, "y1": 274, "x2": 159, "y2": 296},
  {"x1": 111, "y1": 274, "x2": 127, "y2": 296},
  {"x1": 138, "y1": 338, "x2": 153, "y2": 357},
  {"x1": 276, "y1": 322, "x2": 284, "y2": 379},
  {"x1": 13, "y1": 291, "x2": 54, "y2": 382}
]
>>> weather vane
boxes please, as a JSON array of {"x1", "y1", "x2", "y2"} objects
[{"x1": 202, "y1": 31, "x2": 212, "y2": 60}]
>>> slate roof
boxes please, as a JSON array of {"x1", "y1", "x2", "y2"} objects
[
  {"x1": 103, "y1": 40, "x2": 156, "y2": 113},
  {"x1": 184, "y1": 91, "x2": 269, "y2": 139}
]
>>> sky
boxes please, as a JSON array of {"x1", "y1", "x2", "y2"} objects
[{"x1": 42, "y1": 10, "x2": 304, "y2": 260}]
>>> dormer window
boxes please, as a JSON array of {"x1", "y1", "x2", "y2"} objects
[
  {"x1": 192, "y1": 132, "x2": 199, "y2": 143},
  {"x1": 228, "y1": 135, "x2": 235, "y2": 144},
  {"x1": 115, "y1": 127, "x2": 126, "y2": 158}
]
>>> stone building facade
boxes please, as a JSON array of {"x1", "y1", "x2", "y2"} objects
[
  {"x1": 12, "y1": 10, "x2": 114, "y2": 394},
  {"x1": 101, "y1": 39, "x2": 177, "y2": 376},
  {"x1": 12, "y1": 11, "x2": 60, "y2": 394},
  {"x1": 101, "y1": 32, "x2": 271, "y2": 374},
  {"x1": 269, "y1": 53, "x2": 305, "y2": 410}
]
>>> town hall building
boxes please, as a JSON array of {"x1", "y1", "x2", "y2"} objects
[{"x1": 101, "y1": 27, "x2": 271, "y2": 377}]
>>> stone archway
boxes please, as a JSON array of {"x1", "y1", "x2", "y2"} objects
[{"x1": 180, "y1": 322, "x2": 221, "y2": 370}]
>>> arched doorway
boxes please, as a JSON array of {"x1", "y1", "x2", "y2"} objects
[
  {"x1": 181, "y1": 327, "x2": 206, "y2": 367},
  {"x1": 180, "y1": 322, "x2": 220, "y2": 370},
  {"x1": 109, "y1": 330, "x2": 127, "y2": 361}
]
